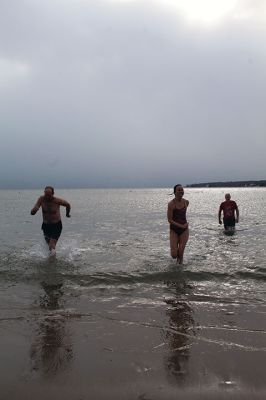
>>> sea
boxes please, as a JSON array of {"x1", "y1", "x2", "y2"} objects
[{"x1": 0, "y1": 188, "x2": 266, "y2": 400}]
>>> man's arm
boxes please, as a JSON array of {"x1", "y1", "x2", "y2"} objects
[
  {"x1": 218, "y1": 205, "x2": 222, "y2": 224},
  {"x1": 31, "y1": 197, "x2": 42, "y2": 215},
  {"x1": 235, "y1": 204, "x2": 239, "y2": 223},
  {"x1": 58, "y1": 198, "x2": 71, "y2": 217}
]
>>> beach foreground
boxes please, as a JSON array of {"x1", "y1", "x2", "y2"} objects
[
  {"x1": 1, "y1": 188, "x2": 266, "y2": 399},
  {"x1": 1, "y1": 278, "x2": 266, "y2": 400}
]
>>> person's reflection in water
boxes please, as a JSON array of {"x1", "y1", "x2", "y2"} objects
[
  {"x1": 164, "y1": 277, "x2": 195, "y2": 385},
  {"x1": 30, "y1": 280, "x2": 73, "y2": 377}
]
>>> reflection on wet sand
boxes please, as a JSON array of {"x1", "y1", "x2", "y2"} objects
[
  {"x1": 30, "y1": 280, "x2": 73, "y2": 376},
  {"x1": 164, "y1": 277, "x2": 195, "y2": 384}
]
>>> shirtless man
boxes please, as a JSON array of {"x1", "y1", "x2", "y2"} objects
[
  {"x1": 167, "y1": 184, "x2": 189, "y2": 264},
  {"x1": 218, "y1": 193, "x2": 239, "y2": 231},
  {"x1": 31, "y1": 186, "x2": 71, "y2": 255}
]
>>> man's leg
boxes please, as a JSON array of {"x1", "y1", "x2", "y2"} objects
[
  {"x1": 223, "y1": 219, "x2": 228, "y2": 230},
  {"x1": 48, "y1": 222, "x2": 62, "y2": 253},
  {"x1": 224, "y1": 219, "x2": 235, "y2": 231},
  {"x1": 42, "y1": 223, "x2": 50, "y2": 246},
  {"x1": 48, "y1": 239, "x2": 58, "y2": 251}
]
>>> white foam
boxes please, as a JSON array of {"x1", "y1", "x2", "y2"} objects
[
  {"x1": 53, "y1": 238, "x2": 93, "y2": 261},
  {"x1": 25, "y1": 240, "x2": 50, "y2": 259}
]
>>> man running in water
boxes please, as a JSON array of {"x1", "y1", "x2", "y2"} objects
[
  {"x1": 218, "y1": 193, "x2": 239, "y2": 231},
  {"x1": 167, "y1": 184, "x2": 189, "y2": 264},
  {"x1": 31, "y1": 186, "x2": 71, "y2": 255}
]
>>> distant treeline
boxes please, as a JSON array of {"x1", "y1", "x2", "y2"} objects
[{"x1": 186, "y1": 180, "x2": 266, "y2": 188}]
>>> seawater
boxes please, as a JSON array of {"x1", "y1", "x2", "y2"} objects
[{"x1": 0, "y1": 188, "x2": 266, "y2": 399}]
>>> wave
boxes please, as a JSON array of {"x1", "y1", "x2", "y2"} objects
[{"x1": 1, "y1": 261, "x2": 266, "y2": 287}]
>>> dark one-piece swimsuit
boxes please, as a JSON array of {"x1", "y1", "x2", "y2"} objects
[{"x1": 170, "y1": 202, "x2": 187, "y2": 236}]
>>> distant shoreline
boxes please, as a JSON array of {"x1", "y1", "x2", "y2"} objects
[
  {"x1": 1, "y1": 180, "x2": 266, "y2": 190},
  {"x1": 186, "y1": 180, "x2": 266, "y2": 188}
]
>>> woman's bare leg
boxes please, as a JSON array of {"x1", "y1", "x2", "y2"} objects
[
  {"x1": 170, "y1": 230, "x2": 180, "y2": 261},
  {"x1": 177, "y1": 229, "x2": 189, "y2": 264}
]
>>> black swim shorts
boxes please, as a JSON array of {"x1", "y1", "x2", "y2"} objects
[
  {"x1": 41, "y1": 220, "x2": 62, "y2": 241},
  {"x1": 223, "y1": 218, "x2": 235, "y2": 229},
  {"x1": 170, "y1": 223, "x2": 187, "y2": 236}
]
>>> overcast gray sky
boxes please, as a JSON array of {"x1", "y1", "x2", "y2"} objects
[{"x1": 1, "y1": 0, "x2": 266, "y2": 188}]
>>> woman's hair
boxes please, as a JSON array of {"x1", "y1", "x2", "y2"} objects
[
  {"x1": 45, "y1": 186, "x2": 54, "y2": 195},
  {"x1": 173, "y1": 184, "x2": 183, "y2": 194}
]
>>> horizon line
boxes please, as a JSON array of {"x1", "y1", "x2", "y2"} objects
[{"x1": 1, "y1": 179, "x2": 266, "y2": 191}]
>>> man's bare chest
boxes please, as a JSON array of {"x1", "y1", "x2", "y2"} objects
[{"x1": 42, "y1": 201, "x2": 60, "y2": 214}]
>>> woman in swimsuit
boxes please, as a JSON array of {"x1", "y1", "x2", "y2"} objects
[{"x1": 167, "y1": 184, "x2": 189, "y2": 264}]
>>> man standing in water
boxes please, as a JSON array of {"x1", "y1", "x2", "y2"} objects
[
  {"x1": 31, "y1": 186, "x2": 71, "y2": 255},
  {"x1": 218, "y1": 193, "x2": 239, "y2": 231},
  {"x1": 167, "y1": 184, "x2": 189, "y2": 264}
]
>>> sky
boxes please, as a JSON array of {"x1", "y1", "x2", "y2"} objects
[{"x1": 1, "y1": 0, "x2": 266, "y2": 188}]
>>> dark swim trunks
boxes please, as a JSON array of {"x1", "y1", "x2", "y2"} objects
[
  {"x1": 170, "y1": 223, "x2": 187, "y2": 236},
  {"x1": 223, "y1": 218, "x2": 235, "y2": 229},
  {"x1": 41, "y1": 220, "x2": 62, "y2": 242}
]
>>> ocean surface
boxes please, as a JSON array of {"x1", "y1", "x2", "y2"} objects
[{"x1": 0, "y1": 188, "x2": 266, "y2": 399}]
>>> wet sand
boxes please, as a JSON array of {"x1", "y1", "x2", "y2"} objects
[{"x1": 1, "y1": 288, "x2": 266, "y2": 400}]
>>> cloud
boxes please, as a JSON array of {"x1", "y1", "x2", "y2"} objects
[
  {"x1": 0, "y1": 58, "x2": 30, "y2": 88},
  {"x1": 0, "y1": 0, "x2": 265, "y2": 187}
]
